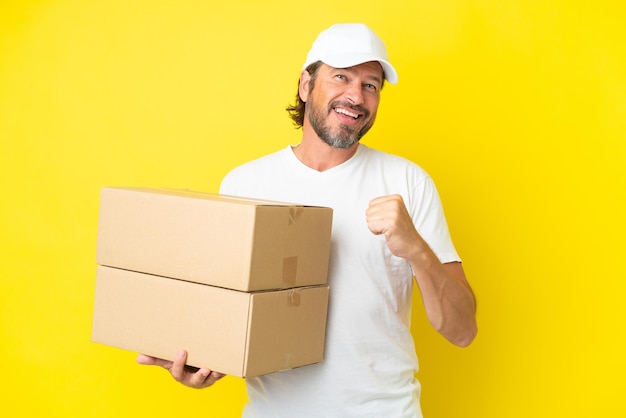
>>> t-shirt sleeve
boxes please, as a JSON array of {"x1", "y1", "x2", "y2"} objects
[
  {"x1": 410, "y1": 176, "x2": 461, "y2": 263},
  {"x1": 219, "y1": 169, "x2": 237, "y2": 195}
]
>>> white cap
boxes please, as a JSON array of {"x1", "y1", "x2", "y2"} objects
[{"x1": 302, "y1": 23, "x2": 398, "y2": 84}]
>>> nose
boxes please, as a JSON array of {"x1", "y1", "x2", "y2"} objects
[{"x1": 344, "y1": 82, "x2": 364, "y2": 105}]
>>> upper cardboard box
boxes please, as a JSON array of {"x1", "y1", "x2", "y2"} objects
[{"x1": 95, "y1": 187, "x2": 333, "y2": 292}]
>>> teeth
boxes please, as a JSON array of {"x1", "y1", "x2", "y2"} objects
[{"x1": 335, "y1": 108, "x2": 359, "y2": 119}]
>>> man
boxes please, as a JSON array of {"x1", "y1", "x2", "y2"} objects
[{"x1": 138, "y1": 23, "x2": 477, "y2": 417}]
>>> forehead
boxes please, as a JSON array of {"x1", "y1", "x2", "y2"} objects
[{"x1": 321, "y1": 61, "x2": 384, "y2": 83}]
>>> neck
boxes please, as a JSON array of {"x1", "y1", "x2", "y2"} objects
[{"x1": 292, "y1": 127, "x2": 359, "y2": 172}]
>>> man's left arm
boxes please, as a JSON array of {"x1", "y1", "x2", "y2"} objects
[{"x1": 366, "y1": 194, "x2": 478, "y2": 347}]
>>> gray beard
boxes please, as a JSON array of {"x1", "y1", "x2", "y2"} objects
[
  {"x1": 314, "y1": 123, "x2": 362, "y2": 149},
  {"x1": 306, "y1": 102, "x2": 373, "y2": 149}
]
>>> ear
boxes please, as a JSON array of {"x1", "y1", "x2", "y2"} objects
[{"x1": 299, "y1": 70, "x2": 312, "y2": 103}]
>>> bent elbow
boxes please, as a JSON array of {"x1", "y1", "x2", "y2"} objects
[
  {"x1": 450, "y1": 323, "x2": 478, "y2": 347},
  {"x1": 434, "y1": 318, "x2": 478, "y2": 347}
]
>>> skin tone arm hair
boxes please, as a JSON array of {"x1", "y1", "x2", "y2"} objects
[{"x1": 366, "y1": 194, "x2": 477, "y2": 347}]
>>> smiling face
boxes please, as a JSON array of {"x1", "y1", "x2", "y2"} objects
[{"x1": 301, "y1": 61, "x2": 383, "y2": 149}]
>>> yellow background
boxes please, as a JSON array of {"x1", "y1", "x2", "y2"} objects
[{"x1": 2, "y1": 1, "x2": 625, "y2": 417}]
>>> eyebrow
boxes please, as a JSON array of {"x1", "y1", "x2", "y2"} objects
[{"x1": 335, "y1": 66, "x2": 383, "y2": 86}]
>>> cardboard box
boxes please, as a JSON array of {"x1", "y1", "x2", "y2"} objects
[
  {"x1": 92, "y1": 265, "x2": 329, "y2": 377},
  {"x1": 95, "y1": 187, "x2": 333, "y2": 292}
]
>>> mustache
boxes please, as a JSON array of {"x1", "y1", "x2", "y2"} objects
[{"x1": 329, "y1": 101, "x2": 370, "y2": 118}]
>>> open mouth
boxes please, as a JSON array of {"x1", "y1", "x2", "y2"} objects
[{"x1": 334, "y1": 107, "x2": 361, "y2": 120}]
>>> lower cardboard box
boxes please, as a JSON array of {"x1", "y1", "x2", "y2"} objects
[{"x1": 92, "y1": 265, "x2": 329, "y2": 378}]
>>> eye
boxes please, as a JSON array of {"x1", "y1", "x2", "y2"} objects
[
  {"x1": 363, "y1": 83, "x2": 381, "y2": 93},
  {"x1": 334, "y1": 74, "x2": 347, "y2": 81}
]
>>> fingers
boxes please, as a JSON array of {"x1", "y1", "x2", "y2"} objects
[
  {"x1": 136, "y1": 353, "x2": 173, "y2": 368},
  {"x1": 169, "y1": 350, "x2": 225, "y2": 389},
  {"x1": 136, "y1": 353, "x2": 155, "y2": 365},
  {"x1": 368, "y1": 194, "x2": 398, "y2": 206},
  {"x1": 170, "y1": 349, "x2": 187, "y2": 379},
  {"x1": 366, "y1": 195, "x2": 424, "y2": 260},
  {"x1": 136, "y1": 350, "x2": 225, "y2": 389},
  {"x1": 366, "y1": 194, "x2": 404, "y2": 235},
  {"x1": 186, "y1": 368, "x2": 224, "y2": 389},
  {"x1": 207, "y1": 371, "x2": 226, "y2": 385},
  {"x1": 170, "y1": 349, "x2": 201, "y2": 383}
]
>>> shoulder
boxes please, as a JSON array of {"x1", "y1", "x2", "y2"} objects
[
  {"x1": 229, "y1": 147, "x2": 289, "y2": 172},
  {"x1": 219, "y1": 147, "x2": 290, "y2": 194},
  {"x1": 360, "y1": 145, "x2": 430, "y2": 181},
  {"x1": 224, "y1": 147, "x2": 289, "y2": 178}
]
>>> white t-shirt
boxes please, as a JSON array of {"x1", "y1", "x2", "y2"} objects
[{"x1": 220, "y1": 144, "x2": 460, "y2": 418}]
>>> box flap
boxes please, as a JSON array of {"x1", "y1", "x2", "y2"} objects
[{"x1": 102, "y1": 186, "x2": 313, "y2": 207}]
